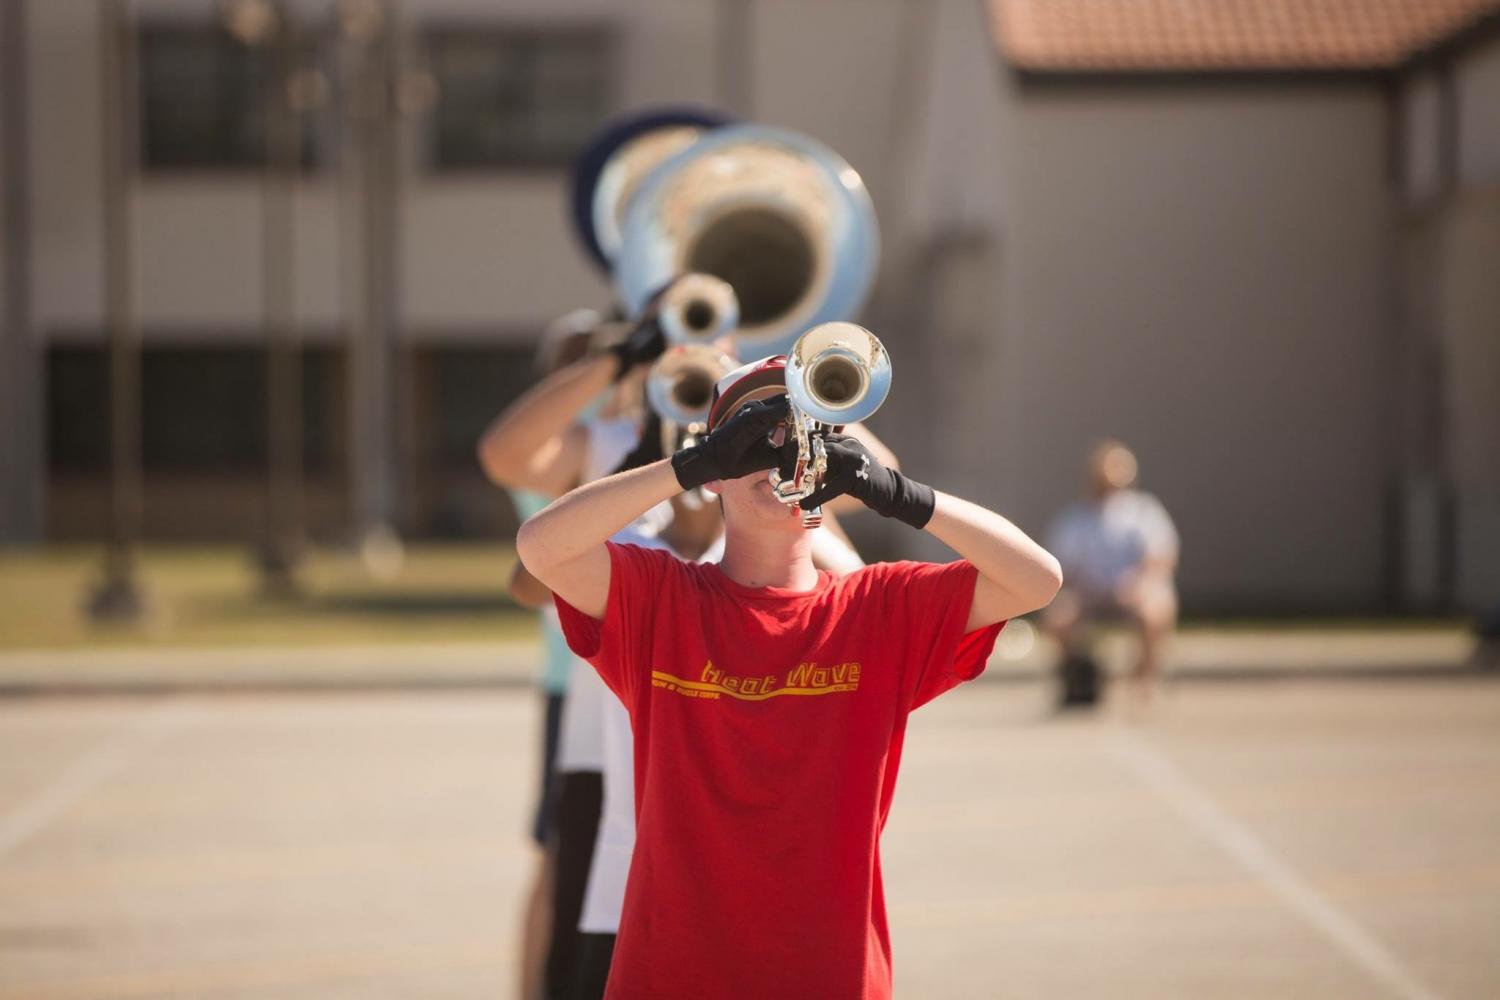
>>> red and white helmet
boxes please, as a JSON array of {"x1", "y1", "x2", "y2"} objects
[{"x1": 707, "y1": 355, "x2": 789, "y2": 431}]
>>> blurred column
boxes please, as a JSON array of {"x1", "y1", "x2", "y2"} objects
[
  {"x1": 716, "y1": 0, "x2": 754, "y2": 115},
  {"x1": 226, "y1": 0, "x2": 308, "y2": 595},
  {"x1": 390, "y1": 6, "x2": 436, "y2": 552},
  {"x1": 0, "y1": 0, "x2": 42, "y2": 543},
  {"x1": 87, "y1": 0, "x2": 143, "y2": 619},
  {"x1": 338, "y1": 0, "x2": 403, "y2": 573}
]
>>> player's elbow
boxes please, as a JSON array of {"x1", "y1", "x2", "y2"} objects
[
  {"x1": 476, "y1": 433, "x2": 521, "y2": 489},
  {"x1": 514, "y1": 515, "x2": 553, "y2": 581},
  {"x1": 1023, "y1": 551, "x2": 1065, "y2": 613}
]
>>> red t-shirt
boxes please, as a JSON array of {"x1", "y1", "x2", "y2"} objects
[{"x1": 555, "y1": 542, "x2": 1004, "y2": 1000}]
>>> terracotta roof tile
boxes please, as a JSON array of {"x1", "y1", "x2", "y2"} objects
[{"x1": 991, "y1": 0, "x2": 1500, "y2": 72}]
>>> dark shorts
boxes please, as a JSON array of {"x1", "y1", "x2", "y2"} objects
[
  {"x1": 570, "y1": 932, "x2": 616, "y2": 1000},
  {"x1": 545, "y1": 770, "x2": 604, "y2": 1000},
  {"x1": 530, "y1": 692, "x2": 566, "y2": 846}
]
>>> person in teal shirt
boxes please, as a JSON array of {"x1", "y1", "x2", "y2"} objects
[{"x1": 510, "y1": 487, "x2": 573, "y2": 843}]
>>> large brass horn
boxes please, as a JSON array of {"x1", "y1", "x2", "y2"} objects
[
  {"x1": 591, "y1": 126, "x2": 710, "y2": 268},
  {"x1": 770, "y1": 323, "x2": 891, "y2": 529},
  {"x1": 613, "y1": 125, "x2": 879, "y2": 360},
  {"x1": 571, "y1": 106, "x2": 734, "y2": 272}
]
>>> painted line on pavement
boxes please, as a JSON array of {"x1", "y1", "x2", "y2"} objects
[
  {"x1": 0, "y1": 700, "x2": 199, "y2": 859},
  {"x1": 1109, "y1": 729, "x2": 1445, "y2": 1000}
]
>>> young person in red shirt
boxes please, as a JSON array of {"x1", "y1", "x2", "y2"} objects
[{"x1": 517, "y1": 359, "x2": 1063, "y2": 999}]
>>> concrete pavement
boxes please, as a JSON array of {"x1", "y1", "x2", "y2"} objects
[{"x1": 1, "y1": 678, "x2": 1497, "y2": 998}]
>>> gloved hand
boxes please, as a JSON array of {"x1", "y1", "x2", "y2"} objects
[
  {"x1": 607, "y1": 314, "x2": 667, "y2": 381},
  {"x1": 799, "y1": 434, "x2": 935, "y2": 529},
  {"x1": 671, "y1": 396, "x2": 792, "y2": 491}
]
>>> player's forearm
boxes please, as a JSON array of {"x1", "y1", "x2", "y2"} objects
[
  {"x1": 516, "y1": 460, "x2": 680, "y2": 573},
  {"x1": 924, "y1": 491, "x2": 1063, "y2": 613},
  {"x1": 477, "y1": 353, "x2": 616, "y2": 486}
]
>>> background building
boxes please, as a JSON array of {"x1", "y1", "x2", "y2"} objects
[{"x1": 0, "y1": 0, "x2": 1496, "y2": 614}]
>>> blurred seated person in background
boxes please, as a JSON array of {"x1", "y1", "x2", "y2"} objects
[{"x1": 1043, "y1": 440, "x2": 1179, "y2": 705}]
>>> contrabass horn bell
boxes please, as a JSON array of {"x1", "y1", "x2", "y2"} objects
[
  {"x1": 770, "y1": 322, "x2": 891, "y2": 529},
  {"x1": 613, "y1": 125, "x2": 879, "y2": 360},
  {"x1": 571, "y1": 107, "x2": 733, "y2": 273}
]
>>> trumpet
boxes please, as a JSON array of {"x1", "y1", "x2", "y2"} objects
[
  {"x1": 647, "y1": 343, "x2": 736, "y2": 448},
  {"x1": 645, "y1": 273, "x2": 738, "y2": 451},
  {"x1": 586, "y1": 271, "x2": 736, "y2": 376},
  {"x1": 656, "y1": 273, "x2": 739, "y2": 347},
  {"x1": 769, "y1": 322, "x2": 891, "y2": 528}
]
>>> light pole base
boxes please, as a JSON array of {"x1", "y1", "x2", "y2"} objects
[
  {"x1": 84, "y1": 572, "x2": 145, "y2": 623},
  {"x1": 256, "y1": 540, "x2": 305, "y2": 599}
]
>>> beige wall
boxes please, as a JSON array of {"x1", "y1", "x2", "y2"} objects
[
  {"x1": 28, "y1": 0, "x2": 104, "y2": 332},
  {"x1": 1457, "y1": 35, "x2": 1500, "y2": 187},
  {"x1": 810, "y1": 3, "x2": 1400, "y2": 610},
  {"x1": 1435, "y1": 34, "x2": 1500, "y2": 611},
  {"x1": 1438, "y1": 188, "x2": 1500, "y2": 608},
  {"x1": 986, "y1": 83, "x2": 1393, "y2": 609}
]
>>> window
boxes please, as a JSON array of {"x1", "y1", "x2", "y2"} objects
[
  {"x1": 425, "y1": 26, "x2": 615, "y2": 170},
  {"x1": 138, "y1": 23, "x2": 324, "y2": 170},
  {"x1": 424, "y1": 345, "x2": 536, "y2": 470},
  {"x1": 47, "y1": 346, "x2": 342, "y2": 474}
]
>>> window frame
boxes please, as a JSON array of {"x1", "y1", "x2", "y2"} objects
[
  {"x1": 135, "y1": 17, "x2": 333, "y2": 176},
  {"x1": 420, "y1": 21, "x2": 619, "y2": 175}
]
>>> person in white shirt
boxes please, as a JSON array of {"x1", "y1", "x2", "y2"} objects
[{"x1": 1043, "y1": 439, "x2": 1179, "y2": 703}]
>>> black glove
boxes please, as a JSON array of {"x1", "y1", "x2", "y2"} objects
[
  {"x1": 607, "y1": 279, "x2": 687, "y2": 381},
  {"x1": 799, "y1": 434, "x2": 935, "y2": 529},
  {"x1": 608, "y1": 315, "x2": 667, "y2": 381},
  {"x1": 671, "y1": 396, "x2": 792, "y2": 491}
]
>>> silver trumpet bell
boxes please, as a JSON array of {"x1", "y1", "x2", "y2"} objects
[
  {"x1": 613, "y1": 125, "x2": 880, "y2": 360},
  {"x1": 645, "y1": 273, "x2": 738, "y2": 450},
  {"x1": 656, "y1": 273, "x2": 739, "y2": 346},
  {"x1": 770, "y1": 323, "x2": 891, "y2": 529},
  {"x1": 647, "y1": 343, "x2": 736, "y2": 434},
  {"x1": 647, "y1": 341, "x2": 735, "y2": 510}
]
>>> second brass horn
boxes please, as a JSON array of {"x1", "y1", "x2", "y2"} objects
[
  {"x1": 647, "y1": 343, "x2": 735, "y2": 431},
  {"x1": 613, "y1": 125, "x2": 879, "y2": 360},
  {"x1": 656, "y1": 273, "x2": 739, "y2": 346}
]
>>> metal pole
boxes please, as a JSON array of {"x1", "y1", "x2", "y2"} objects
[
  {"x1": 88, "y1": 0, "x2": 144, "y2": 620},
  {"x1": 0, "y1": 0, "x2": 42, "y2": 543},
  {"x1": 367, "y1": 0, "x2": 398, "y2": 543},
  {"x1": 386, "y1": 0, "x2": 418, "y2": 545},
  {"x1": 338, "y1": 0, "x2": 402, "y2": 574},
  {"x1": 257, "y1": 0, "x2": 305, "y2": 595}
]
